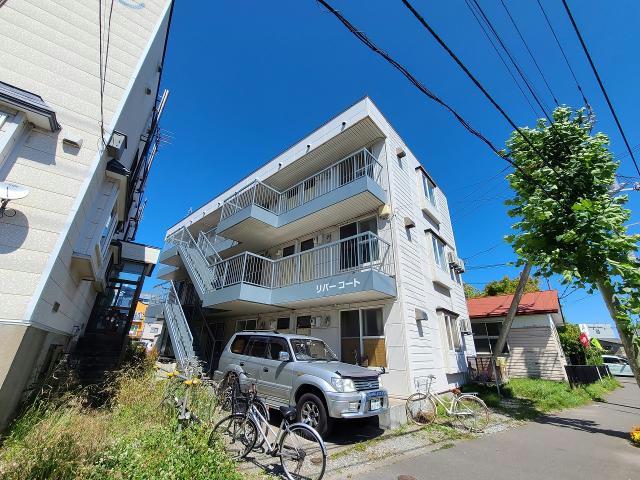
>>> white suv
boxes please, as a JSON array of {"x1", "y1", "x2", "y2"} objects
[{"x1": 214, "y1": 331, "x2": 388, "y2": 437}]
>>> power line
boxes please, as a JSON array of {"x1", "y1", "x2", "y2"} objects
[
  {"x1": 499, "y1": 0, "x2": 558, "y2": 106},
  {"x1": 561, "y1": 0, "x2": 640, "y2": 176},
  {"x1": 315, "y1": 0, "x2": 551, "y2": 195},
  {"x1": 98, "y1": 0, "x2": 115, "y2": 147},
  {"x1": 466, "y1": 262, "x2": 513, "y2": 270},
  {"x1": 399, "y1": 0, "x2": 567, "y2": 184},
  {"x1": 535, "y1": 0, "x2": 589, "y2": 107},
  {"x1": 462, "y1": 241, "x2": 505, "y2": 261},
  {"x1": 469, "y1": 0, "x2": 552, "y2": 121},
  {"x1": 464, "y1": 0, "x2": 539, "y2": 117}
]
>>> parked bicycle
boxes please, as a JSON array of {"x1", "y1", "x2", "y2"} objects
[
  {"x1": 212, "y1": 381, "x2": 327, "y2": 480},
  {"x1": 405, "y1": 375, "x2": 490, "y2": 432}
]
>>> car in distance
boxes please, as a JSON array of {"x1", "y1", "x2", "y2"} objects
[
  {"x1": 602, "y1": 354, "x2": 633, "y2": 377},
  {"x1": 214, "y1": 331, "x2": 388, "y2": 437}
]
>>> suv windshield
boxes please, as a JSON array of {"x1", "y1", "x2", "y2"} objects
[{"x1": 290, "y1": 338, "x2": 337, "y2": 361}]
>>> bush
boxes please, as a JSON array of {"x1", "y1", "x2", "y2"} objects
[
  {"x1": 0, "y1": 359, "x2": 243, "y2": 480},
  {"x1": 557, "y1": 324, "x2": 604, "y2": 365}
]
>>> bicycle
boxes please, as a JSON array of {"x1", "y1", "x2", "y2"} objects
[
  {"x1": 212, "y1": 382, "x2": 327, "y2": 480},
  {"x1": 405, "y1": 374, "x2": 490, "y2": 432}
]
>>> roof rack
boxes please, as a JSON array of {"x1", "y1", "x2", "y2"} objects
[{"x1": 240, "y1": 329, "x2": 279, "y2": 333}]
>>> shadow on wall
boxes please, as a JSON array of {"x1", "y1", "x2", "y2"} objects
[{"x1": 0, "y1": 210, "x2": 29, "y2": 252}]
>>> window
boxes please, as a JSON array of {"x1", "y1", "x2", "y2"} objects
[
  {"x1": 267, "y1": 338, "x2": 290, "y2": 360},
  {"x1": 421, "y1": 173, "x2": 437, "y2": 207},
  {"x1": 340, "y1": 308, "x2": 386, "y2": 367},
  {"x1": 472, "y1": 321, "x2": 509, "y2": 355},
  {"x1": 296, "y1": 315, "x2": 312, "y2": 336},
  {"x1": 100, "y1": 203, "x2": 118, "y2": 254},
  {"x1": 150, "y1": 327, "x2": 159, "y2": 334},
  {"x1": 300, "y1": 238, "x2": 314, "y2": 251},
  {"x1": 282, "y1": 245, "x2": 295, "y2": 257},
  {"x1": 235, "y1": 319, "x2": 257, "y2": 332},
  {"x1": 442, "y1": 312, "x2": 462, "y2": 352},
  {"x1": 431, "y1": 235, "x2": 448, "y2": 272},
  {"x1": 247, "y1": 337, "x2": 268, "y2": 358},
  {"x1": 276, "y1": 317, "x2": 290, "y2": 331},
  {"x1": 340, "y1": 217, "x2": 379, "y2": 270},
  {"x1": 230, "y1": 335, "x2": 250, "y2": 354}
]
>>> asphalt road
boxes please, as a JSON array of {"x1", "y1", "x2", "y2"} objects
[{"x1": 350, "y1": 377, "x2": 640, "y2": 480}]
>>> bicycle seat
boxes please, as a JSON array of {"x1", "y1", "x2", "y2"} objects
[{"x1": 279, "y1": 406, "x2": 297, "y2": 421}]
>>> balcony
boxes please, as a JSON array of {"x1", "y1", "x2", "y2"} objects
[
  {"x1": 201, "y1": 232, "x2": 396, "y2": 313},
  {"x1": 217, "y1": 149, "x2": 387, "y2": 251}
]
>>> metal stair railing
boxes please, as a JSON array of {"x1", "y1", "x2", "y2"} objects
[
  {"x1": 166, "y1": 227, "x2": 218, "y2": 295},
  {"x1": 149, "y1": 282, "x2": 196, "y2": 369}
]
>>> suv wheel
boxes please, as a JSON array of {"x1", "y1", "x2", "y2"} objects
[{"x1": 297, "y1": 393, "x2": 332, "y2": 437}]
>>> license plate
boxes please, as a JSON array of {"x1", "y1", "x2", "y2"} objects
[{"x1": 370, "y1": 398, "x2": 382, "y2": 411}]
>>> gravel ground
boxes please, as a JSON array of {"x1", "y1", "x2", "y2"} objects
[{"x1": 232, "y1": 407, "x2": 521, "y2": 479}]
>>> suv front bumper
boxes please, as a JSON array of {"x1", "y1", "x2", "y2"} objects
[{"x1": 325, "y1": 389, "x2": 388, "y2": 419}]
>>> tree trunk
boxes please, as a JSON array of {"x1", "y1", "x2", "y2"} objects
[
  {"x1": 492, "y1": 263, "x2": 533, "y2": 367},
  {"x1": 596, "y1": 279, "x2": 640, "y2": 389}
]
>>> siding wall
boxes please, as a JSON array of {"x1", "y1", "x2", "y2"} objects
[{"x1": 0, "y1": 0, "x2": 171, "y2": 334}]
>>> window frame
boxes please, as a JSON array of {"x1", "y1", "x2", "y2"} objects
[
  {"x1": 421, "y1": 172, "x2": 437, "y2": 208},
  {"x1": 441, "y1": 311, "x2": 462, "y2": 352},
  {"x1": 471, "y1": 320, "x2": 510, "y2": 355},
  {"x1": 339, "y1": 307, "x2": 386, "y2": 367},
  {"x1": 100, "y1": 202, "x2": 119, "y2": 256},
  {"x1": 431, "y1": 235, "x2": 448, "y2": 272}
]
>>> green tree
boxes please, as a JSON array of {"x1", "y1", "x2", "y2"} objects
[
  {"x1": 483, "y1": 275, "x2": 540, "y2": 297},
  {"x1": 557, "y1": 323, "x2": 603, "y2": 366},
  {"x1": 504, "y1": 106, "x2": 640, "y2": 387},
  {"x1": 464, "y1": 283, "x2": 483, "y2": 299}
]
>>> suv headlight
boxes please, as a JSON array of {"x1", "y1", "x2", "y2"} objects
[{"x1": 331, "y1": 377, "x2": 356, "y2": 393}]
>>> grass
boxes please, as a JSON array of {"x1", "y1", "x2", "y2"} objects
[
  {"x1": 464, "y1": 376, "x2": 620, "y2": 420},
  {"x1": 0, "y1": 353, "x2": 244, "y2": 480}
]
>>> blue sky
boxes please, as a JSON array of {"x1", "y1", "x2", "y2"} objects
[{"x1": 136, "y1": 1, "x2": 640, "y2": 332}]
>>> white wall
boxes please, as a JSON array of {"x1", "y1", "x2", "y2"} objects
[{"x1": 0, "y1": 0, "x2": 172, "y2": 335}]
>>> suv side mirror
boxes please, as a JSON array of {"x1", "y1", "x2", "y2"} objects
[{"x1": 278, "y1": 351, "x2": 290, "y2": 362}]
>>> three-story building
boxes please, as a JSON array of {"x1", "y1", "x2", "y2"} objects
[{"x1": 157, "y1": 97, "x2": 474, "y2": 397}]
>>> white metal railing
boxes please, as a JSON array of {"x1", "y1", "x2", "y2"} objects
[
  {"x1": 165, "y1": 227, "x2": 218, "y2": 292},
  {"x1": 149, "y1": 282, "x2": 196, "y2": 368},
  {"x1": 220, "y1": 148, "x2": 383, "y2": 221},
  {"x1": 210, "y1": 231, "x2": 394, "y2": 291}
]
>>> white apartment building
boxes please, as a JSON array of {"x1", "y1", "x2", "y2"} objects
[
  {"x1": 0, "y1": 0, "x2": 174, "y2": 429},
  {"x1": 156, "y1": 97, "x2": 475, "y2": 398}
]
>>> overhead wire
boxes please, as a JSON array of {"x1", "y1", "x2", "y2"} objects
[
  {"x1": 464, "y1": 0, "x2": 539, "y2": 117},
  {"x1": 535, "y1": 0, "x2": 590, "y2": 107},
  {"x1": 498, "y1": 0, "x2": 559, "y2": 106},
  {"x1": 399, "y1": 0, "x2": 568, "y2": 185},
  {"x1": 98, "y1": 0, "x2": 115, "y2": 148},
  {"x1": 468, "y1": 0, "x2": 552, "y2": 121},
  {"x1": 315, "y1": 0, "x2": 552, "y2": 197},
  {"x1": 561, "y1": 0, "x2": 640, "y2": 176}
]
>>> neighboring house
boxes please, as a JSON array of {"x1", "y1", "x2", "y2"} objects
[
  {"x1": 579, "y1": 323, "x2": 617, "y2": 340},
  {"x1": 467, "y1": 290, "x2": 567, "y2": 381},
  {"x1": 153, "y1": 97, "x2": 475, "y2": 398},
  {"x1": 598, "y1": 338, "x2": 626, "y2": 358},
  {"x1": 128, "y1": 294, "x2": 164, "y2": 350},
  {"x1": 0, "y1": 1, "x2": 174, "y2": 430}
]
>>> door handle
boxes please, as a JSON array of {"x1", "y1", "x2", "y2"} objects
[
  {"x1": 239, "y1": 362, "x2": 245, "y2": 367},
  {"x1": 263, "y1": 367, "x2": 269, "y2": 373}
]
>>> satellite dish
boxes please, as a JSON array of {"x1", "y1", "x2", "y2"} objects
[{"x1": 0, "y1": 181, "x2": 29, "y2": 218}]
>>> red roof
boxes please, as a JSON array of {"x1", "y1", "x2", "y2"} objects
[{"x1": 466, "y1": 290, "x2": 560, "y2": 318}]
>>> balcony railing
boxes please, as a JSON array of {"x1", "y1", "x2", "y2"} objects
[
  {"x1": 220, "y1": 148, "x2": 383, "y2": 221},
  {"x1": 211, "y1": 231, "x2": 394, "y2": 291}
]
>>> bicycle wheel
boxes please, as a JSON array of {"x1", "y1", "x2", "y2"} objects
[
  {"x1": 218, "y1": 373, "x2": 239, "y2": 412},
  {"x1": 279, "y1": 423, "x2": 326, "y2": 480},
  {"x1": 211, "y1": 414, "x2": 257, "y2": 459},
  {"x1": 454, "y1": 395, "x2": 490, "y2": 432},
  {"x1": 405, "y1": 393, "x2": 437, "y2": 425},
  {"x1": 252, "y1": 399, "x2": 270, "y2": 450}
]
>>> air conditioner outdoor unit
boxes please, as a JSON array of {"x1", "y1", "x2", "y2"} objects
[
  {"x1": 459, "y1": 317, "x2": 472, "y2": 334},
  {"x1": 447, "y1": 252, "x2": 466, "y2": 274}
]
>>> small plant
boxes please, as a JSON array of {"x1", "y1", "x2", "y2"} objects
[{"x1": 631, "y1": 425, "x2": 640, "y2": 446}]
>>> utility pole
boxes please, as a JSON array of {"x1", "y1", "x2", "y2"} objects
[{"x1": 491, "y1": 262, "x2": 533, "y2": 387}]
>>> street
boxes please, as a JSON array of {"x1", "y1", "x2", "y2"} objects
[{"x1": 350, "y1": 378, "x2": 640, "y2": 480}]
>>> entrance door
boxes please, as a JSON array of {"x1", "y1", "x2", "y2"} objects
[{"x1": 339, "y1": 222, "x2": 358, "y2": 271}]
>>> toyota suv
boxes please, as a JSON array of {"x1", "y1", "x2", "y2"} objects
[{"x1": 214, "y1": 331, "x2": 388, "y2": 437}]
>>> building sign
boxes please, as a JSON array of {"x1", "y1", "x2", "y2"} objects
[{"x1": 315, "y1": 278, "x2": 360, "y2": 295}]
